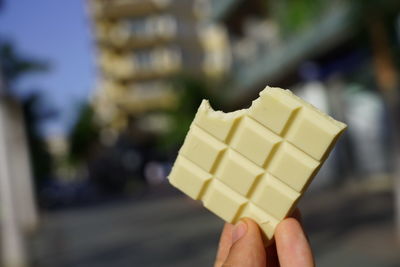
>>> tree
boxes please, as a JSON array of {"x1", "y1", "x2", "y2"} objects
[
  {"x1": 0, "y1": 41, "x2": 51, "y2": 188},
  {"x1": 0, "y1": 42, "x2": 48, "y2": 88}
]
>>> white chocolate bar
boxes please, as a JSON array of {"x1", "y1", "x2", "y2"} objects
[{"x1": 168, "y1": 86, "x2": 347, "y2": 243}]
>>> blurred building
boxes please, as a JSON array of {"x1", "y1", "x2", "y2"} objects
[
  {"x1": 88, "y1": 0, "x2": 231, "y2": 140},
  {"x1": 209, "y1": 0, "x2": 400, "y2": 186},
  {"x1": 209, "y1": 0, "x2": 358, "y2": 103},
  {"x1": 87, "y1": 0, "x2": 400, "y2": 188}
]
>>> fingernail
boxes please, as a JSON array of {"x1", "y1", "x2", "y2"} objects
[{"x1": 232, "y1": 221, "x2": 247, "y2": 243}]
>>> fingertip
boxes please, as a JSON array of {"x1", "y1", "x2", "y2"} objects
[
  {"x1": 232, "y1": 220, "x2": 247, "y2": 243},
  {"x1": 240, "y1": 217, "x2": 259, "y2": 232},
  {"x1": 276, "y1": 217, "x2": 302, "y2": 237},
  {"x1": 238, "y1": 218, "x2": 265, "y2": 246},
  {"x1": 275, "y1": 218, "x2": 314, "y2": 267},
  {"x1": 221, "y1": 218, "x2": 266, "y2": 267}
]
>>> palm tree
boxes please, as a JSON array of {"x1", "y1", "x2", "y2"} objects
[{"x1": 0, "y1": 41, "x2": 48, "y2": 90}]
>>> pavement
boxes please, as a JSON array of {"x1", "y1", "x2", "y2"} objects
[{"x1": 30, "y1": 182, "x2": 400, "y2": 267}]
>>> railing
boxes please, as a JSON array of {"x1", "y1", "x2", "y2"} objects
[
  {"x1": 95, "y1": 15, "x2": 177, "y2": 49},
  {"x1": 90, "y1": 0, "x2": 171, "y2": 18},
  {"x1": 99, "y1": 48, "x2": 182, "y2": 81}
]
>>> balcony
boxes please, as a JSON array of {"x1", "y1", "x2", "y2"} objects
[
  {"x1": 90, "y1": 0, "x2": 171, "y2": 18},
  {"x1": 199, "y1": 24, "x2": 231, "y2": 78},
  {"x1": 98, "y1": 48, "x2": 182, "y2": 81},
  {"x1": 100, "y1": 80, "x2": 177, "y2": 112},
  {"x1": 121, "y1": 84, "x2": 177, "y2": 112},
  {"x1": 95, "y1": 15, "x2": 177, "y2": 49}
]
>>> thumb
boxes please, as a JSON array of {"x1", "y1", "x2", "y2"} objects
[{"x1": 222, "y1": 218, "x2": 266, "y2": 267}]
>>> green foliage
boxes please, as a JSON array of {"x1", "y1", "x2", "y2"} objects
[
  {"x1": 271, "y1": 0, "x2": 325, "y2": 36},
  {"x1": 23, "y1": 94, "x2": 53, "y2": 188},
  {"x1": 0, "y1": 41, "x2": 48, "y2": 86},
  {"x1": 157, "y1": 76, "x2": 222, "y2": 152},
  {"x1": 68, "y1": 104, "x2": 99, "y2": 165},
  {"x1": 0, "y1": 40, "x2": 52, "y2": 187}
]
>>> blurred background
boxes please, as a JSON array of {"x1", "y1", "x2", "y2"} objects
[{"x1": 1, "y1": 0, "x2": 400, "y2": 266}]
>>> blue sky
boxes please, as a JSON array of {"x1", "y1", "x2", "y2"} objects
[{"x1": 0, "y1": 0, "x2": 96, "y2": 136}]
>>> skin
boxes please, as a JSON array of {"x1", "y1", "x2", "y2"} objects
[{"x1": 214, "y1": 210, "x2": 315, "y2": 267}]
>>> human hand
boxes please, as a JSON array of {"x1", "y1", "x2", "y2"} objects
[{"x1": 214, "y1": 211, "x2": 314, "y2": 267}]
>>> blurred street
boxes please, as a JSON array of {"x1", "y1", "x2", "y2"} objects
[
  {"x1": 32, "y1": 181, "x2": 400, "y2": 267},
  {"x1": 32, "y1": 186, "x2": 222, "y2": 267}
]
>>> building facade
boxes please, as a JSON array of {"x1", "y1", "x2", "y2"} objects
[{"x1": 88, "y1": 0, "x2": 231, "y2": 139}]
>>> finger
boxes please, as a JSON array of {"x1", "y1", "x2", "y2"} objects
[
  {"x1": 275, "y1": 218, "x2": 314, "y2": 267},
  {"x1": 264, "y1": 208, "x2": 301, "y2": 267},
  {"x1": 222, "y1": 218, "x2": 266, "y2": 267},
  {"x1": 214, "y1": 223, "x2": 234, "y2": 267}
]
